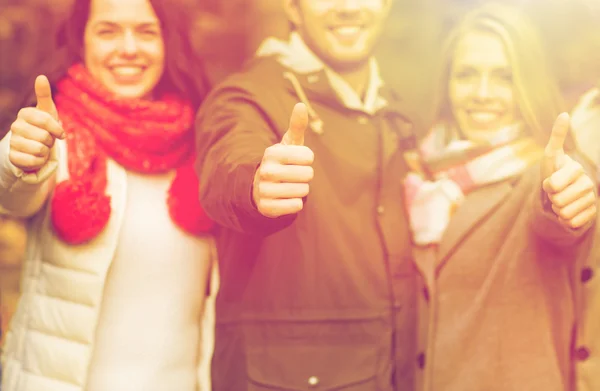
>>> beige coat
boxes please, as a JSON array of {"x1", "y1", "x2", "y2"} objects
[
  {"x1": 414, "y1": 163, "x2": 595, "y2": 391},
  {"x1": 574, "y1": 207, "x2": 600, "y2": 391}
]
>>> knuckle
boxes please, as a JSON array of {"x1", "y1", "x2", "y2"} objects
[
  {"x1": 8, "y1": 150, "x2": 19, "y2": 165},
  {"x1": 41, "y1": 112, "x2": 54, "y2": 129},
  {"x1": 304, "y1": 146, "x2": 315, "y2": 162},
  {"x1": 10, "y1": 118, "x2": 25, "y2": 135},
  {"x1": 300, "y1": 183, "x2": 310, "y2": 196},
  {"x1": 259, "y1": 163, "x2": 277, "y2": 180},
  {"x1": 570, "y1": 161, "x2": 584, "y2": 173},
  {"x1": 36, "y1": 144, "x2": 49, "y2": 157},
  {"x1": 581, "y1": 176, "x2": 594, "y2": 191},
  {"x1": 43, "y1": 132, "x2": 55, "y2": 146},
  {"x1": 258, "y1": 182, "x2": 269, "y2": 197},
  {"x1": 559, "y1": 208, "x2": 574, "y2": 221},
  {"x1": 306, "y1": 166, "x2": 315, "y2": 180},
  {"x1": 17, "y1": 107, "x2": 31, "y2": 119},
  {"x1": 549, "y1": 194, "x2": 565, "y2": 208},
  {"x1": 264, "y1": 144, "x2": 281, "y2": 160}
]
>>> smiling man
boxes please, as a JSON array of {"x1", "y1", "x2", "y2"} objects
[{"x1": 195, "y1": 1, "x2": 422, "y2": 390}]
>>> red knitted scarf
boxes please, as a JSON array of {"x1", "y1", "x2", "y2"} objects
[{"x1": 51, "y1": 63, "x2": 213, "y2": 244}]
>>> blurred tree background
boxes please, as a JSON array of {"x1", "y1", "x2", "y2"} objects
[{"x1": 0, "y1": 0, "x2": 599, "y2": 344}]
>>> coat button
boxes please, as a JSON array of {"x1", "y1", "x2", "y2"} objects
[
  {"x1": 417, "y1": 352, "x2": 426, "y2": 369},
  {"x1": 377, "y1": 205, "x2": 385, "y2": 215},
  {"x1": 308, "y1": 376, "x2": 320, "y2": 387},
  {"x1": 581, "y1": 268, "x2": 594, "y2": 283},
  {"x1": 575, "y1": 346, "x2": 591, "y2": 361}
]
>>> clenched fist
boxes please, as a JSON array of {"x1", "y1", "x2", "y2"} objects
[
  {"x1": 542, "y1": 112, "x2": 597, "y2": 229},
  {"x1": 9, "y1": 75, "x2": 65, "y2": 172},
  {"x1": 253, "y1": 103, "x2": 315, "y2": 218}
]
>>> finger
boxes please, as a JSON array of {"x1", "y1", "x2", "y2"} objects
[
  {"x1": 9, "y1": 135, "x2": 51, "y2": 158},
  {"x1": 281, "y1": 103, "x2": 309, "y2": 146},
  {"x1": 561, "y1": 204, "x2": 597, "y2": 229},
  {"x1": 545, "y1": 112, "x2": 570, "y2": 157},
  {"x1": 257, "y1": 198, "x2": 304, "y2": 218},
  {"x1": 263, "y1": 144, "x2": 314, "y2": 165},
  {"x1": 547, "y1": 174, "x2": 595, "y2": 207},
  {"x1": 542, "y1": 157, "x2": 583, "y2": 194},
  {"x1": 552, "y1": 191, "x2": 596, "y2": 220},
  {"x1": 542, "y1": 113, "x2": 570, "y2": 179},
  {"x1": 17, "y1": 107, "x2": 64, "y2": 139},
  {"x1": 8, "y1": 149, "x2": 48, "y2": 171},
  {"x1": 259, "y1": 163, "x2": 314, "y2": 183},
  {"x1": 35, "y1": 75, "x2": 58, "y2": 120},
  {"x1": 258, "y1": 182, "x2": 310, "y2": 199},
  {"x1": 11, "y1": 118, "x2": 56, "y2": 148}
]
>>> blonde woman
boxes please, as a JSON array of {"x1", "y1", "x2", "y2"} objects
[{"x1": 406, "y1": 3, "x2": 597, "y2": 391}]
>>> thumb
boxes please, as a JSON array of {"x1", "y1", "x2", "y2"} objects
[
  {"x1": 542, "y1": 112, "x2": 570, "y2": 178},
  {"x1": 35, "y1": 75, "x2": 58, "y2": 120},
  {"x1": 281, "y1": 103, "x2": 309, "y2": 146}
]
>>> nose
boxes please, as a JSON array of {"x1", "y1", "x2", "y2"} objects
[
  {"x1": 119, "y1": 31, "x2": 138, "y2": 57},
  {"x1": 337, "y1": 0, "x2": 361, "y2": 12},
  {"x1": 474, "y1": 75, "x2": 491, "y2": 100}
]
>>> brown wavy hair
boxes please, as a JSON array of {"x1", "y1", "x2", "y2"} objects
[{"x1": 11, "y1": 0, "x2": 210, "y2": 116}]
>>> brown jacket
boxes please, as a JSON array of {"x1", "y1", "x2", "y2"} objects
[
  {"x1": 195, "y1": 56, "x2": 421, "y2": 391},
  {"x1": 414, "y1": 163, "x2": 595, "y2": 391}
]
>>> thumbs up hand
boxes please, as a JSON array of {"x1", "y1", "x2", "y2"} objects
[
  {"x1": 8, "y1": 75, "x2": 65, "y2": 172},
  {"x1": 542, "y1": 113, "x2": 596, "y2": 229},
  {"x1": 252, "y1": 103, "x2": 315, "y2": 218}
]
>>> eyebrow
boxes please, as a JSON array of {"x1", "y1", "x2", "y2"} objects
[{"x1": 94, "y1": 21, "x2": 159, "y2": 28}]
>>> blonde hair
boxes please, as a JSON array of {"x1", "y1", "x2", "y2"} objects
[{"x1": 433, "y1": 2, "x2": 574, "y2": 150}]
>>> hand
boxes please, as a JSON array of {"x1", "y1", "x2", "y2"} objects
[
  {"x1": 542, "y1": 112, "x2": 597, "y2": 229},
  {"x1": 9, "y1": 75, "x2": 65, "y2": 172},
  {"x1": 253, "y1": 103, "x2": 314, "y2": 218}
]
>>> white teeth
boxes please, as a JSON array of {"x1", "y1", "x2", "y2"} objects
[
  {"x1": 333, "y1": 26, "x2": 361, "y2": 36},
  {"x1": 112, "y1": 66, "x2": 143, "y2": 76},
  {"x1": 469, "y1": 112, "x2": 499, "y2": 123}
]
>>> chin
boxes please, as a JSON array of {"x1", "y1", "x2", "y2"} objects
[
  {"x1": 325, "y1": 52, "x2": 371, "y2": 71},
  {"x1": 109, "y1": 85, "x2": 152, "y2": 100}
]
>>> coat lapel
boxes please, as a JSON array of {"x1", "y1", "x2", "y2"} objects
[{"x1": 436, "y1": 181, "x2": 514, "y2": 269}]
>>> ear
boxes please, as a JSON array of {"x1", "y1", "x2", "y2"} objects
[{"x1": 283, "y1": 0, "x2": 302, "y2": 28}]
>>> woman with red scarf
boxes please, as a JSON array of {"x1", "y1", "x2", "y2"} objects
[
  {"x1": 407, "y1": 3, "x2": 598, "y2": 391},
  {"x1": 0, "y1": 0, "x2": 216, "y2": 390}
]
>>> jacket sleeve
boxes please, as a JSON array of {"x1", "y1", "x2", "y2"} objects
[
  {"x1": 529, "y1": 157, "x2": 596, "y2": 247},
  {"x1": 0, "y1": 131, "x2": 58, "y2": 218},
  {"x1": 195, "y1": 85, "x2": 297, "y2": 236}
]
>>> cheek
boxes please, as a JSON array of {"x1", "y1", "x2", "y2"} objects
[
  {"x1": 498, "y1": 87, "x2": 515, "y2": 107},
  {"x1": 448, "y1": 81, "x2": 470, "y2": 108},
  {"x1": 83, "y1": 38, "x2": 114, "y2": 71}
]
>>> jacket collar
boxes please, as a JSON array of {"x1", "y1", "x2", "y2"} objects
[{"x1": 256, "y1": 32, "x2": 386, "y2": 115}]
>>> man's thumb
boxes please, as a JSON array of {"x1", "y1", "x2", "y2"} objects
[
  {"x1": 281, "y1": 103, "x2": 309, "y2": 146},
  {"x1": 35, "y1": 75, "x2": 57, "y2": 120}
]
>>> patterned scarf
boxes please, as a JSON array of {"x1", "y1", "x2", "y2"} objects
[
  {"x1": 50, "y1": 63, "x2": 213, "y2": 244},
  {"x1": 403, "y1": 123, "x2": 542, "y2": 246}
]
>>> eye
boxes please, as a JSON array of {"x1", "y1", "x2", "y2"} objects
[
  {"x1": 95, "y1": 24, "x2": 119, "y2": 38},
  {"x1": 97, "y1": 29, "x2": 116, "y2": 37},
  {"x1": 497, "y1": 71, "x2": 513, "y2": 82},
  {"x1": 453, "y1": 69, "x2": 476, "y2": 80},
  {"x1": 138, "y1": 26, "x2": 160, "y2": 39}
]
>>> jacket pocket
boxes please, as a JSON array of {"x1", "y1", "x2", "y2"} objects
[{"x1": 246, "y1": 344, "x2": 379, "y2": 391}]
